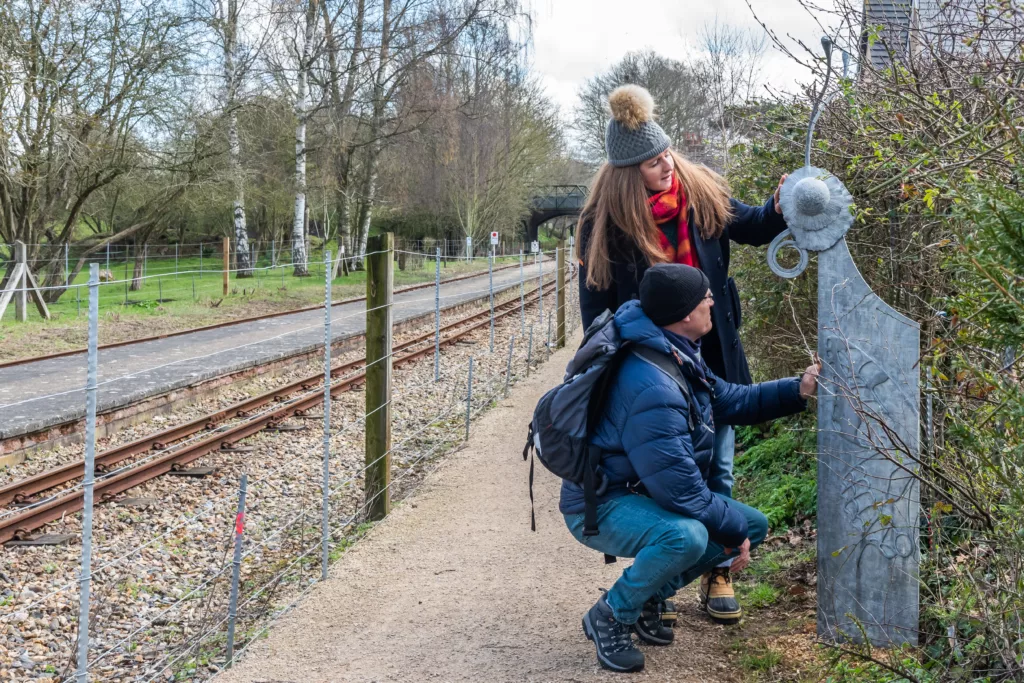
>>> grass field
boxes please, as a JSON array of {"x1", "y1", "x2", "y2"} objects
[{"x1": 0, "y1": 249, "x2": 532, "y2": 363}]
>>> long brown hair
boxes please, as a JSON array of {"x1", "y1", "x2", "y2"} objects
[{"x1": 581, "y1": 149, "x2": 732, "y2": 290}]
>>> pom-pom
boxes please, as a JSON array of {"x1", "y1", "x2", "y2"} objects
[{"x1": 608, "y1": 85, "x2": 655, "y2": 130}]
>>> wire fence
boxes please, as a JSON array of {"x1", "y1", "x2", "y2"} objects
[
  {"x1": 0, "y1": 237, "x2": 580, "y2": 682},
  {"x1": 0, "y1": 238, "x2": 542, "y2": 322}
]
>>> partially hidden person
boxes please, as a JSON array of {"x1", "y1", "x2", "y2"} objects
[
  {"x1": 561, "y1": 263, "x2": 819, "y2": 673},
  {"x1": 576, "y1": 84, "x2": 790, "y2": 619}
]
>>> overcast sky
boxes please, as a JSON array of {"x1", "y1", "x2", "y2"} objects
[{"x1": 530, "y1": 0, "x2": 835, "y2": 120}]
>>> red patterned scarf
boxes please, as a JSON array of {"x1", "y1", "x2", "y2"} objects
[{"x1": 648, "y1": 175, "x2": 698, "y2": 268}]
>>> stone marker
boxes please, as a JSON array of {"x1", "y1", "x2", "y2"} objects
[{"x1": 768, "y1": 37, "x2": 920, "y2": 647}]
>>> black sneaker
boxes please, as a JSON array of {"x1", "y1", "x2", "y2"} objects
[
  {"x1": 582, "y1": 596, "x2": 645, "y2": 673},
  {"x1": 633, "y1": 598, "x2": 674, "y2": 645}
]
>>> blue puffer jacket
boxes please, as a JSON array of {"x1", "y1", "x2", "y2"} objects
[{"x1": 559, "y1": 301, "x2": 807, "y2": 548}]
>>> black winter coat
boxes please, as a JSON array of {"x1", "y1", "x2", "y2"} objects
[{"x1": 577, "y1": 193, "x2": 787, "y2": 385}]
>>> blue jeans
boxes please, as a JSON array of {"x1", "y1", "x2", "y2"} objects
[
  {"x1": 564, "y1": 493, "x2": 768, "y2": 624},
  {"x1": 708, "y1": 425, "x2": 735, "y2": 498}
]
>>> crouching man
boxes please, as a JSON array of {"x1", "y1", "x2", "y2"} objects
[{"x1": 561, "y1": 263, "x2": 819, "y2": 673}]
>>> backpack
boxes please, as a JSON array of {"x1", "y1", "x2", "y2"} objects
[{"x1": 522, "y1": 309, "x2": 695, "y2": 551}]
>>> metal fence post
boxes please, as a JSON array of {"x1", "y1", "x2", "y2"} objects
[
  {"x1": 64, "y1": 242, "x2": 69, "y2": 287},
  {"x1": 556, "y1": 241, "x2": 566, "y2": 349},
  {"x1": 365, "y1": 234, "x2": 393, "y2": 521},
  {"x1": 271, "y1": 240, "x2": 276, "y2": 267},
  {"x1": 222, "y1": 237, "x2": 230, "y2": 296},
  {"x1": 537, "y1": 251, "x2": 543, "y2": 325},
  {"x1": 546, "y1": 313, "x2": 552, "y2": 359},
  {"x1": 76, "y1": 264, "x2": 100, "y2": 683},
  {"x1": 143, "y1": 243, "x2": 148, "y2": 279},
  {"x1": 191, "y1": 275, "x2": 196, "y2": 301},
  {"x1": 489, "y1": 250, "x2": 494, "y2": 353},
  {"x1": 105, "y1": 242, "x2": 110, "y2": 272},
  {"x1": 465, "y1": 356, "x2": 474, "y2": 440},
  {"x1": 504, "y1": 336, "x2": 515, "y2": 398},
  {"x1": 526, "y1": 324, "x2": 534, "y2": 377},
  {"x1": 225, "y1": 473, "x2": 248, "y2": 666},
  {"x1": 322, "y1": 250, "x2": 332, "y2": 580},
  {"x1": 434, "y1": 247, "x2": 441, "y2": 382},
  {"x1": 519, "y1": 250, "x2": 525, "y2": 336},
  {"x1": 199, "y1": 242, "x2": 204, "y2": 278},
  {"x1": 175, "y1": 243, "x2": 179, "y2": 278}
]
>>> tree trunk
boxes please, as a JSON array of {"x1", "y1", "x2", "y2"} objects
[
  {"x1": 230, "y1": 109, "x2": 252, "y2": 277},
  {"x1": 130, "y1": 248, "x2": 144, "y2": 291},
  {"x1": 353, "y1": 148, "x2": 379, "y2": 270},
  {"x1": 224, "y1": 0, "x2": 251, "y2": 278},
  {"x1": 291, "y1": 0, "x2": 317, "y2": 277}
]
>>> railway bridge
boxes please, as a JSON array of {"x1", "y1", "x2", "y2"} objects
[{"x1": 525, "y1": 185, "x2": 588, "y2": 244}]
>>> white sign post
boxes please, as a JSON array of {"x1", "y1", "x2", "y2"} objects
[
  {"x1": 465, "y1": 236, "x2": 472, "y2": 261},
  {"x1": 530, "y1": 241, "x2": 539, "y2": 254},
  {"x1": 490, "y1": 231, "x2": 499, "y2": 246}
]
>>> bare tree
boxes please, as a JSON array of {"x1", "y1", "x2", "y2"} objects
[
  {"x1": 572, "y1": 50, "x2": 711, "y2": 165},
  {"x1": 690, "y1": 19, "x2": 767, "y2": 172},
  {"x1": 0, "y1": 0, "x2": 203, "y2": 300}
]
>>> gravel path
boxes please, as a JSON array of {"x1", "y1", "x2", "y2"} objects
[
  {"x1": 0, "y1": 263, "x2": 551, "y2": 441},
  {"x1": 214, "y1": 331, "x2": 736, "y2": 683}
]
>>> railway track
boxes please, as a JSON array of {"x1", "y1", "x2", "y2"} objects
[{"x1": 0, "y1": 280, "x2": 559, "y2": 545}]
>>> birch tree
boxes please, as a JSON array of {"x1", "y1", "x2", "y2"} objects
[
  {"x1": 321, "y1": 0, "x2": 366, "y2": 272},
  {"x1": 215, "y1": 0, "x2": 256, "y2": 276},
  {"x1": 291, "y1": 0, "x2": 319, "y2": 276}
]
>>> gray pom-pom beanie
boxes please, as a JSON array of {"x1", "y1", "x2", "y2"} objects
[{"x1": 605, "y1": 84, "x2": 672, "y2": 167}]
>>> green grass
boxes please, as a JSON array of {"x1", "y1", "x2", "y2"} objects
[
  {"x1": 0, "y1": 247, "x2": 526, "y2": 361},
  {"x1": 741, "y1": 645, "x2": 784, "y2": 673},
  {"x1": 740, "y1": 582, "x2": 781, "y2": 609},
  {"x1": 734, "y1": 418, "x2": 817, "y2": 529}
]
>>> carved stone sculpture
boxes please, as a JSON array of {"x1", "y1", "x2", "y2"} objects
[{"x1": 767, "y1": 37, "x2": 921, "y2": 647}]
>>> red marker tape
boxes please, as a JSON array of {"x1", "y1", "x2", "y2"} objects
[{"x1": 235, "y1": 512, "x2": 245, "y2": 535}]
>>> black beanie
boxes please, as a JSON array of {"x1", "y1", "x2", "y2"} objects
[{"x1": 640, "y1": 263, "x2": 710, "y2": 326}]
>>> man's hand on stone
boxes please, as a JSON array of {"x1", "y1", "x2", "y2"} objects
[{"x1": 800, "y1": 360, "x2": 822, "y2": 400}]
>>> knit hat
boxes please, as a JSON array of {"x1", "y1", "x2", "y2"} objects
[
  {"x1": 605, "y1": 85, "x2": 672, "y2": 167},
  {"x1": 640, "y1": 263, "x2": 711, "y2": 326}
]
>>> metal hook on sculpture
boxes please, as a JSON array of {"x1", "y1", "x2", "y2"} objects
[{"x1": 767, "y1": 36, "x2": 855, "y2": 279}]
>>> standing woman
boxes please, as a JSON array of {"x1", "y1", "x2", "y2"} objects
[{"x1": 577, "y1": 84, "x2": 788, "y2": 625}]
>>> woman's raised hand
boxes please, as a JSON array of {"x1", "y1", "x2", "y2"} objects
[{"x1": 774, "y1": 174, "x2": 788, "y2": 215}]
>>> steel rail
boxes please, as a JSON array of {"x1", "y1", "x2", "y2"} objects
[{"x1": 0, "y1": 280, "x2": 558, "y2": 544}]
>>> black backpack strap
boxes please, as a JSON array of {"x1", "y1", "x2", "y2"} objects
[
  {"x1": 580, "y1": 345, "x2": 634, "y2": 537},
  {"x1": 523, "y1": 422, "x2": 536, "y2": 531},
  {"x1": 630, "y1": 346, "x2": 696, "y2": 431}
]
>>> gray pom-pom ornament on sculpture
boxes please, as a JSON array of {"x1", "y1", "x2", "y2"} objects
[{"x1": 767, "y1": 37, "x2": 855, "y2": 279}]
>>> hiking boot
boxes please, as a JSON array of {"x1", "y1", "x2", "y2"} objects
[
  {"x1": 700, "y1": 566, "x2": 742, "y2": 625},
  {"x1": 633, "y1": 598, "x2": 674, "y2": 645},
  {"x1": 661, "y1": 599, "x2": 678, "y2": 628},
  {"x1": 582, "y1": 596, "x2": 645, "y2": 673}
]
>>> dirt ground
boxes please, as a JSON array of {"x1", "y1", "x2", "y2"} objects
[{"x1": 213, "y1": 332, "x2": 758, "y2": 683}]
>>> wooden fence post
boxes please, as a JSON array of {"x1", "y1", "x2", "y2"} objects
[
  {"x1": 556, "y1": 239, "x2": 566, "y2": 349},
  {"x1": 0, "y1": 241, "x2": 50, "y2": 322},
  {"x1": 222, "y1": 237, "x2": 230, "y2": 296},
  {"x1": 365, "y1": 233, "x2": 393, "y2": 520},
  {"x1": 14, "y1": 241, "x2": 27, "y2": 322}
]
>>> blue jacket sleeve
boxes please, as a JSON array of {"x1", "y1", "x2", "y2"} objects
[
  {"x1": 620, "y1": 384, "x2": 749, "y2": 548},
  {"x1": 577, "y1": 221, "x2": 616, "y2": 330},
  {"x1": 727, "y1": 194, "x2": 787, "y2": 247},
  {"x1": 709, "y1": 371, "x2": 807, "y2": 426}
]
